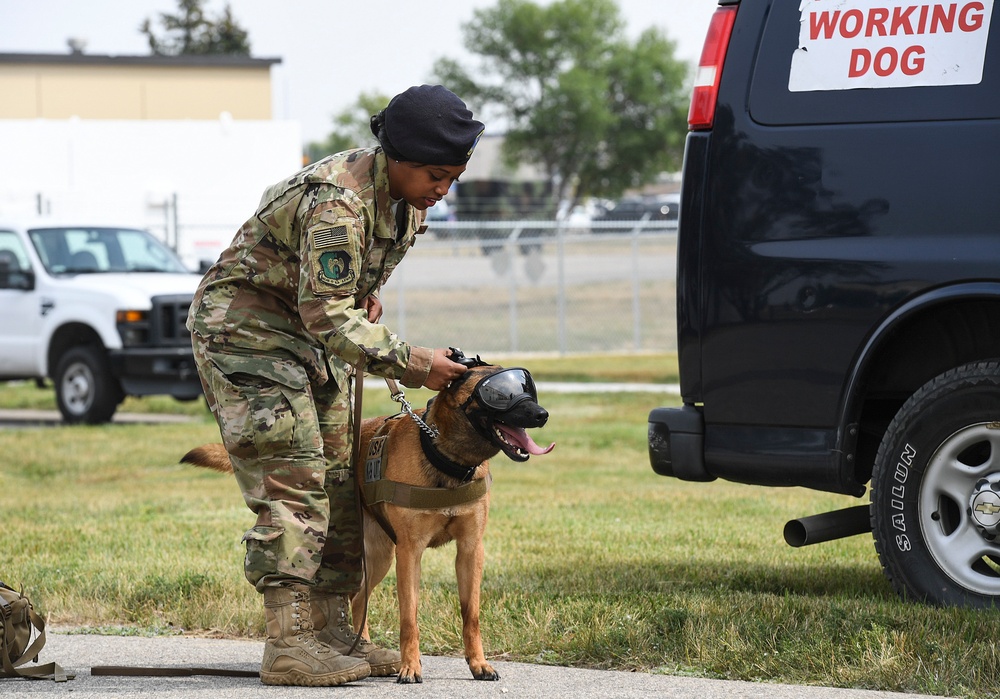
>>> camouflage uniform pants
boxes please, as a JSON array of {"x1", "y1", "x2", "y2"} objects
[{"x1": 192, "y1": 337, "x2": 362, "y2": 594}]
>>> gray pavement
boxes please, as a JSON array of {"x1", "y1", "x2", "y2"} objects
[
  {"x1": 9, "y1": 632, "x2": 953, "y2": 699},
  {"x1": 0, "y1": 408, "x2": 199, "y2": 427}
]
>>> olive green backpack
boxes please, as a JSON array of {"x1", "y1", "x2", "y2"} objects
[{"x1": 0, "y1": 581, "x2": 72, "y2": 682}]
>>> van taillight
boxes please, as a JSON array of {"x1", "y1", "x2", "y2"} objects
[{"x1": 688, "y1": 5, "x2": 738, "y2": 131}]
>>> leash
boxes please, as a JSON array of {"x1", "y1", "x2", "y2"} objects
[
  {"x1": 385, "y1": 378, "x2": 438, "y2": 439},
  {"x1": 91, "y1": 666, "x2": 258, "y2": 678},
  {"x1": 348, "y1": 364, "x2": 370, "y2": 659}
]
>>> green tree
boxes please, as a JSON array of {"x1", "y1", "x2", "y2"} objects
[
  {"x1": 434, "y1": 0, "x2": 689, "y2": 209},
  {"x1": 141, "y1": 0, "x2": 251, "y2": 56},
  {"x1": 306, "y1": 91, "x2": 390, "y2": 163}
]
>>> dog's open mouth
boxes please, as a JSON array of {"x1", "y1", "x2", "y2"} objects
[{"x1": 494, "y1": 421, "x2": 555, "y2": 462}]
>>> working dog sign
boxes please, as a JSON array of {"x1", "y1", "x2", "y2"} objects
[{"x1": 789, "y1": 0, "x2": 994, "y2": 91}]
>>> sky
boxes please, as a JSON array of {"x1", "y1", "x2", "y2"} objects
[{"x1": 0, "y1": 0, "x2": 716, "y2": 144}]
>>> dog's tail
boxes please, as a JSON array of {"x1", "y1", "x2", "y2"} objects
[{"x1": 181, "y1": 443, "x2": 235, "y2": 474}]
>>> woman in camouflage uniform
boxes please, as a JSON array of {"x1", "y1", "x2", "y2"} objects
[{"x1": 187, "y1": 85, "x2": 484, "y2": 687}]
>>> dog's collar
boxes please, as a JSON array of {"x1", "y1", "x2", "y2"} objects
[{"x1": 418, "y1": 428, "x2": 479, "y2": 482}]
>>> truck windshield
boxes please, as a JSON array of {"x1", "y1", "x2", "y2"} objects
[{"x1": 27, "y1": 227, "x2": 190, "y2": 275}]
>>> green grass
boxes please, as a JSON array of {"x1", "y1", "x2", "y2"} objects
[
  {"x1": 490, "y1": 351, "x2": 680, "y2": 384},
  {"x1": 2, "y1": 354, "x2": 1000, "y2": 697}
]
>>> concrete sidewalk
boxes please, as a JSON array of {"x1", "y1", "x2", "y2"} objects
[
  {"x1": 9, "y1": 632, "x2": 953, "y2": 699},
  {"x1": 0, "y1": 409, "x2": 199, "y2": 427}
]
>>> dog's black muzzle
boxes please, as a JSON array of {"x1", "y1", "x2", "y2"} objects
[{"x1": 498, "y1": 400, "x2": 549, "y2": 429}]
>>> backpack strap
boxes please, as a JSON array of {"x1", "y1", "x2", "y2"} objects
[{"x1": 0, "y1": 583, "x2": 73, "y2": 682}]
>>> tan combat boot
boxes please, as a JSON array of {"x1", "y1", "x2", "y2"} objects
[
  {"x1": 260, "y1": 584, "x2": 371, "y2": 686},
  {"x1": 312, "y1": 591, "x2": 402, "y2": 677}
]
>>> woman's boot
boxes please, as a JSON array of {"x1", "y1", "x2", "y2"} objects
[{"x1": 260, "y1": 584, "x2": 371, "y2": 686}]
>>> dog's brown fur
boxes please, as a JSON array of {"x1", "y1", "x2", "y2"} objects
[{"x1": 183, "y1": 365, "x2": 552, "y2": 684}]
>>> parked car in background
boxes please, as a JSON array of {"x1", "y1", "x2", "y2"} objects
[
  {"x1": 592, "y1": 194, "x2": 679, "y2": 228},
  {"x1": 0, "y1": 220, "x2": 202, "y2": 423}
]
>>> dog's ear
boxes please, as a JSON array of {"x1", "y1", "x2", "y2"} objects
[{"x1": 468, "y1": 354, "x2": 490, "y2": 368}]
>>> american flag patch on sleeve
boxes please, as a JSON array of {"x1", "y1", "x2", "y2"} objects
[{"x1": 313, "y1": 225, "x2": 350, "y2": 249}]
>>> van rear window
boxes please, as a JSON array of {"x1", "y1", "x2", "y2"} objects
[{"x1": 749, "y1": 0, "x2": 1000, "y2": 125}]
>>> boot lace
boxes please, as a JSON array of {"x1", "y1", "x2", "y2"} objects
[
  {"x1": 291, "y1": 592, "x2": 332, "y2": 655},
  {"x1": 336, "y1": 600, "x2": 375, "y2": 650}
]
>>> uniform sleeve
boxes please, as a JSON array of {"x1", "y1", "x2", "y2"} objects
[{"x1": 295, "y1": 185, "x2": 432, "y2": 388}]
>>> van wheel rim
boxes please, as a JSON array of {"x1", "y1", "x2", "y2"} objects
[{"x1": 920, "y1": 423, "x2": 1000, "y2": 596}]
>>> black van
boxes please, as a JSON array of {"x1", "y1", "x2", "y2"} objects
[{"x1": 648, "y1": 0, "x2": 1000, "y2": 606}]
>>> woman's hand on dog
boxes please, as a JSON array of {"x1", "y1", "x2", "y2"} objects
[{"x1": 425, "y1": 349, "x2": 468, "y2": 391}]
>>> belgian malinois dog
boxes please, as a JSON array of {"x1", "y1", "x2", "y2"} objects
[{"x1": 183, "y1": 357, "x2": 553, "y2": 683}]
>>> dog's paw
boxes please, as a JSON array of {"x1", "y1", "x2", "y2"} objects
[
  {"x1": 471, "y1": 663, "x2": 500, "y2": 681},
  {"x1": 396, "y1": 664, "x2": 423, "y2": 684}
]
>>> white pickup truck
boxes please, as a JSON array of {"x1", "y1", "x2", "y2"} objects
[{"x1": 0, "y1": 219, "x2": 204, "y2": 423}]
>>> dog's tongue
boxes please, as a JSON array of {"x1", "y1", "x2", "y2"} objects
[{"x1": 497, "y1": 424, "x2": 555, "y2": 455}]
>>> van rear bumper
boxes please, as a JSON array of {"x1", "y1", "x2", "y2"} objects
[{"x1": 648, "y1": 405, "x2": 715, "y2": 482}]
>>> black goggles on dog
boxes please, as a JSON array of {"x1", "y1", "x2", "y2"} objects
[{"x1": 470, "y1": 368, "x2": 538, "y2": 412}]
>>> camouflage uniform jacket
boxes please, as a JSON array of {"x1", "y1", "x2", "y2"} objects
[{"x1": 187, "y1": 147, "x2": 433, "y2": 391}]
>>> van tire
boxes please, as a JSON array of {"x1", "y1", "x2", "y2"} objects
[
  {"x1": 54, "y1": 345, "x2": 123, "y2": 424},
  {"x1": 871, "y1": 360, "x2": 1000, "y2": 607}
]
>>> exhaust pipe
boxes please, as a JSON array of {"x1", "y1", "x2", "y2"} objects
[{"x1": 783, "y1": 505, "x2": 872, "y2": 547}]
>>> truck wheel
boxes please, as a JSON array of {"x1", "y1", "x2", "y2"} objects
[
  {"x1": 54, "y1": 346, "x2": 123, "y2": 424},
  {"x1": 871, "y1": 360, "x2": 1000, "y2": 606}
]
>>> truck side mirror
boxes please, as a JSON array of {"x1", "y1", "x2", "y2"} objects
[
  {"x1": 12, "y1": 269, "x2": 36, "y2": 291},
  {"x1": 0, "y1": 255, "x2": 36, "y2": 291}
]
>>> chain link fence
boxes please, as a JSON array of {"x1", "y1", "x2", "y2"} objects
[{"x1": 377, "y1": 219, "x2": 678, "y2": 355}]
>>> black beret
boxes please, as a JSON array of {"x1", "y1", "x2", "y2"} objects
[{"x1": 371, "y1": 85, "x2": 485, "y2": 166}]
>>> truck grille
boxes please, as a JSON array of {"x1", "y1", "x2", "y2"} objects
[{"x1": 150, "y1": 294, "x2": 194, "y2": 347}]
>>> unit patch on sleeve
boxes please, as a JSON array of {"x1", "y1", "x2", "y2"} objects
[
  {"x1": 309, "y1": 222, "x2": 359, "y2": 294},
  {"x1": 318, "y1": 250, "x2": 356, "y2": 288}
]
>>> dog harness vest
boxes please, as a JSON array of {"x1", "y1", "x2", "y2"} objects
[{"x1": 361, "y1": 421, "x2": 492, "y2": 511}]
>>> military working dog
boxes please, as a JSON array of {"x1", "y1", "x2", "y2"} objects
[{"x1": 183, "y1": 359, "x2": 553, "y2": 683}]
